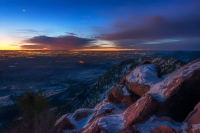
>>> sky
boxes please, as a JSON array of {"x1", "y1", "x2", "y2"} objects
[{"x1": 0, "y1": 0, "x2": 200, "y2": 50}]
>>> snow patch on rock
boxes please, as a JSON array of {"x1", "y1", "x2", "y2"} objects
[
  {"x1": 122, "y1": 86, "x2": 131, "y2": 96},
  {"x1": 149, "y1": 60, "x2": 200, "y2": 101},
  {"x1": 94, "y1": 100, "x2": 125, "y2": 117},
  {"x1": 192, "y1": 124, "x2": 200, "y2": 133},
  {"x1": 98, "y1": 114, "x2": 124, "y2": 133},
  {"x1": 63, "y1": 108, "x2": 95, "y2": 133},
  {"x1": 126, "y1": 64, "x2": 160, "y2": 86},
  {"x1": 180, "y1": 122, "x2": 188, "y2": 133},
  {"x1": 136, "y1": 116, "x2": 180, "y2": 133}
]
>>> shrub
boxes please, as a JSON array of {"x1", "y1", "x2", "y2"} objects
[{"x1": 9, "y1": 90, "x2": 57, "y2": 133}]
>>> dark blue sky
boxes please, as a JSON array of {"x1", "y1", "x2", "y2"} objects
[{"x1": 1, "y1": 0, "x2": 200, "y2": 50}]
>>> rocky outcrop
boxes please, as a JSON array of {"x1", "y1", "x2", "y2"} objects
[
  {"x1": 80, "y1": 114, "x2": 124, "y2": 133},
  {"x1": 154, "y1": 59, "x2": 200, "y2": 121},
  {"x1": 80, "y1": 121, "x2": 108, "y2": 133},
  {"x1": 151, "y1": 57, "x2": 185, "y2": 76},
  {"x1": 112, "y1": 85, "x2": 133, "y2": 106},
  {"x1": 72, "y1": 108, "x2": 94, "y2": 121},
  {"x1": 182, "y1": 102, "x2": 200, "y2": 133},
  {"x1": 152, "y1": 116, "x2": 175, "y2": 124},
  {"x1": 107, "y1": 89, "x2": 121, "y2": 103},
  {"x1": 57, "y1": 58, "x2": 200, "y2": 133},
  {"x1": 124, "y1": 64, "x2": 160, "y2": 96},
  {"x1": 127, "y1": 82, "x2": 150, "y2": 97},
  {"x1": 58, "y1": 57, "x2": 185, "y2": 115},
  {"x1": 55, "y1": 108, "x2": 95, "y2": 133},
  {"x1": 94, "y1": 101, "x2": 123, "y2": 117},
  {"x1": 107, "y1": 85, "x2": 140, "y2": 106},
  {"x1": 150, "y1": 125, "x2": 177, "y2": 133},
  {"x1": 124, "y1": 94, "x2": 159, "y2": 128}
]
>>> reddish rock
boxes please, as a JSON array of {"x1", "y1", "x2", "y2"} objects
[
  {"x1": 155, "y1": 59, "x2": 200, "y2": 121},
  {"x1": 107, "y1": 89, "x2": 120, "y2": 103},
  {"x1": 79, "y1": 108, "x2": 113, "y2": 133},
  {"x1": 150, "y1": 125, "x2": 177, "y2": 133},
  {"x1": 124, "y1": 94, "x2": 159, "y2": 128},
  {"x1": 111, "y1": 85, "x2": 139, "y2": 106},
  {"x1": 125, "y1": 63, "x2": 159, "y2": 96},
  {"x1": 80, "y1": 120, "x2": 108, "y2": 133},
  {"x1": 89, "y1": 108, "x2": 114, "y2": 123},
  {"x1": 116, "y1": 128, "x2": 141, "y2": 133},
  {"x1": 127, "y1": 82, "x2": 150, "y2": 96},
  {"x1": 183, "y1": 102, "x2": 200, "y2": 133},
  {"x1": 152, "y1": 116, "x2": 175, "y2": 124},
  {"x1": 55, "y1": 117, "x2": 76, "y2": 133}
]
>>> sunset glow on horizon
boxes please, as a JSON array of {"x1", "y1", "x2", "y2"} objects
[{"x1": 1, "y1": 0, "x2": 200, "y2": 50}]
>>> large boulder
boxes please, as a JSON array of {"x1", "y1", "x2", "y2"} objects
[
  {"x1": 109, "y1": 85, "x2": 140, "y2": 106},
  {"x1": 80, "y1": 121, "x2": 108, "y2": 133},
  {"x1": 56, "y1": 109, "x2": 95, "y2": 133},
  {"x1": 125, "y1": 64, "x2": 160, "y2": 96},
  {"x1": 80, "y1": 114, "x2": 124, "y2": 133},
  {"x1": 150, "y1": 125, "x2": 177, "y2": 133},
  {"x1": 72, "y1": 108, "x2": 94, "y2": 121},
  {"x1": 152, "y1": 116, "x2": 175, "y2": 124},
  {"x1": 150, "y1": 59, "x2": 200, "y2": 121},
  {"x1": 182, "y1": 102, "x2": 200, "y2": 133},
  {"x1": 93, "y1": 100, "x2": 125, "y2": 117},
  {"x1": 127, "y1": 82, "x2": 150, "y2": 97},
  {"x1": 124, "y1": 94, "x2": 159, "y2": 128}
]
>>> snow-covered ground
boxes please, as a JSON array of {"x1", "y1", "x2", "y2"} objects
[{"x1": 98, "y1": 114, "x2": 124, "y2": 133}]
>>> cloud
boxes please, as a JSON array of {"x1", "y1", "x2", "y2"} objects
[
  {"x1": 97, "y1": 15, "x2": 200, "y2": 41},
  {"x1": 65, "y1": 32, "x2": 77, "y2": 36},
  {"x1": 113, "y1": 37, "x2": 200, "y2": 50},
  {"x1": 95, "y1": 13, "x2": 200, "y2": 50},
  {"x1": 15, "y1": 29, "x2": 54, "y2": 35},
  {"x1": 20, "y1": 45, "x2": 45, "y2": 49},
  {"x1": 17, "y1": 29, "x2": 41, "y2": 34},
  {"x1": 20, "y1": 35, "x2": 95, "y2": 50},
  {"x1": 147, "y1": 16, "x2": 164, "y2": 23}
]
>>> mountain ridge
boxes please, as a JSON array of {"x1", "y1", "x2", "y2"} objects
[
  {"x1": 60, "y1": 56, "x2": 185, "y2": 114},
  {"x1": 55, "y1": 57, "x2": 200, "y2": 133}
]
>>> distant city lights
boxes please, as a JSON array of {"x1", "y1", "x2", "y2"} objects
[{"x1": 79, "y1": 60, "x2": 84, "y2": 64}]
